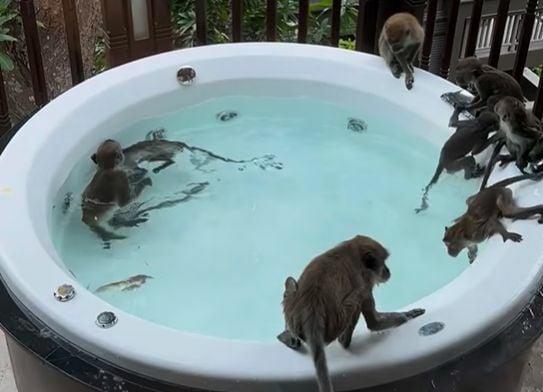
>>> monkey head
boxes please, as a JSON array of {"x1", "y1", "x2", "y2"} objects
[
  {"x1": 383, "y1": 18, "x2": 412, "y2": 53},
  {"x1": 442, "y1": 225, "x2": 466, "y2": 257},
  {"x1": 476, "y1": 110, "x2": 500, "y2": 130},
  {"x1": 353, "y1": 235, "x2": 391, "y2": 284},
  {"x1": 494, "y1": 96, "x2": 525, "y2": 125},
  {"x1": 455, "y1": 57, "x2": 484, "y2": 89},
  {"x1": 91, "y1": 139, "x2": 124, "y2": 169}
]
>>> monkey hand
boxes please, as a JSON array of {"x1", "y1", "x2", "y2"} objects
[
  {"x1": 404, "y1": 308, "x2": 425, "y2": 320},
  {"x1": 405, "y1": 74, "x2": 414, "y2": 90},
  {"x1": 277, "y1": 330, "x2": 301, "y2": 350},
  {"x1": 504, "y1": 232, "x2": 523, "y2": 243}
]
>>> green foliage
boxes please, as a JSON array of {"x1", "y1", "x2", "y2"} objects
[
  {"x1": 92, "y1": 34, "x2": 106, "y2": 76},
  {"x1": 531, "y1": 65, "x2": 542, "y2": 77},
  {"x1": 171, "y1": 0, "x2": 359, "y2": 47},
  {"x1": 339, "y1": 38, "x2": 355, "y2": 50},
  {"x1": 0, "y1": 0, "x2": 17, "y2": 71}
]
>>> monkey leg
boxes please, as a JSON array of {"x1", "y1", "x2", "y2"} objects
[
  {"x1": 491, "y1": 213, "x2": 523, "y2": 243},
  {"x1": 404, "y1": 42, "x2": 421, "y2": 71},
  {"x1": 389, "y1": 57, "x2": 402, "y2": 79},
  {"x1": 446, "y1": 156, "x2": 483, "y2": 180},
  {"x1": 497, "y1": 154, "x2": 515, "y2": 167},
  {"x1": 362, "y1": 296, "x2": 425, "y2": 331},
  {"x1": 499, "y1": 192, "x2": 543, "y2": 222},
  {"x1": 133, "y1": 177, "x2": 152, "y2": 198},
  {"x1": 277, "y1": 329, "x2": 302, "y2": 350},
  {"x1": 395, "y1": 53, "x2": 414, "y2": 90},
  {"x1": 338, "y1": 290, "x2": 363, "y2": 349},
  {"x1": 152, "y1": 159, "x2": 175, "y2": 174},
  {"x1": 467, "y1": 245, "x2": 478, "y2": 264},
  {"x1": 338, "y1": 312, "x2": 360, "y2": 349}
]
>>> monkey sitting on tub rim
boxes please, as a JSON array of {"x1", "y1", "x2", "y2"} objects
[{"x1": 277, "y1": 235, "x2": 425, "y2": 392}]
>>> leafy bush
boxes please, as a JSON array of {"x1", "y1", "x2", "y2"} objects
[
  {"x1": 171, "y1": 0, "x2": 359, "y2": 47},
  {"x1": 0, "y1": 0, "x2": 17, "y2": 71}
]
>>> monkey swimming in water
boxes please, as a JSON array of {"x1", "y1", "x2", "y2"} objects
[
  {"x1": 415, "y1": 110, "x2": 500, "y2": 213},
  {"x1": 378, "y1": 12, "x2": 424, "y2": 90},
  {"x1": 277, "y1": 235, "x2": 425, "y2": 392},
  {"x1": 92, "y1": 134, "x2": 277, "y2": 175},
  {"x1": 443, "y1": 173, "x2": 543, "y2": 263},
  {"x1": 82, "y1": 140, "x2": 152, "y2": 243}
]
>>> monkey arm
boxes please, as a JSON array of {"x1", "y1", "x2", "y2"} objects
[
  {"x1": 394, "y1": 52, "x2": 415, "y2": 89},
  {"x1": 362, "y1": 295, "x2": 425, "y2": 331}
]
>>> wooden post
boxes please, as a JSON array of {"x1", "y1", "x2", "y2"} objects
[
  {"x1": 513, "y1": 0, "x2": 539, "y2": 81},
  {"x1": 403, "y1": 0, "x2": 427, "y2": 24},
  {"x1": 61, "y1": 0, "x2": 85, "y2": 85},
  {"x1": 0, "y1": 70, "x2": 10, "y2": 136},
  {"x1": 464, "y1": 0, "x2": 484, "y2": 57},
  {"x1": 100, "y1": 0, "x2": 130, "y2": 67},
  {"x1": 421, "y1": 0, "x2": 438, "y2": 70},
  {"x1": 151, "y1": 0, "x2": 173, "y2": 53},
  {"x1": 488, "y1": 0, "x2": 511, "y2": 67},
  {"x1": 19, "y1": 0, "x2": 48, "y2": 106},
  {"x1": 440, "y1": 0, "x2": 461, "y2": 78}
]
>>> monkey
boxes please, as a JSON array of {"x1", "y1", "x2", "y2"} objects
[
  {"x1": 452, "y1": 58, "x2": 524, "y2": 114},
  {"x1": 415, "y1": 110, "x2": 500, "y2": 213},
  {"x1": 277, "y1": 235, "x2": 426, "y2": 392},
  {"x1": 82, "y1": 140, "x2": 152, "y2": 244},
  {"x1": 378, "y1": 12, "x2": 424, "y2": 90},
  {"x1": 92, "y1": 137, "x2": 275, "y2": 175},
  {"x1": 492, "y1": 96, "x2": 542, "y2": 172},
  {"x1": 443, "y1": 172, "x2": 543, "y2": 263}
]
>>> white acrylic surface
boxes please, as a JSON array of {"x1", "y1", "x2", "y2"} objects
[{"x1": 0, "y1": 43, "x2": 542, "y2": 391}]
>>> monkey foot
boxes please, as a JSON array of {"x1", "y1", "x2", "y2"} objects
[
  {"x1": 405, "y1": 76, "x2": 414, "y2": 90},
  {"x1": 505, "y1": 232, "x2": 523, "y2": 243},
  {"x1": 277, "y1": 331, "x2": 301, "y2": 350}
]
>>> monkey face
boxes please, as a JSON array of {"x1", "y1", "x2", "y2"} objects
[
  {"x1": 443, "y1": 227, "x2": 464, "y2": 257},
  {"x1": 384, "y1": 24, "x2": 410, "y2": 53},
  {"x1": 455, "y1": 57, "x2": 482, "y2": 88}
]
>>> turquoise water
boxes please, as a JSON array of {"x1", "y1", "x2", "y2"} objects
[{"x1": 51, "y1": 96, "x2": 474, "y2": 342}]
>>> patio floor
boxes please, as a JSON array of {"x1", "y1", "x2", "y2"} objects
[{"x1": 0, "y1": 330, "x2": 542, "y2": 391}]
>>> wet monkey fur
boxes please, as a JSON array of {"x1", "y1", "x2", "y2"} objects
[
  {"x1": 415, "y1": 110, "x2": 500, "y2": 213},
  {"x1": 443, "y1": 173, "x2": 543, "y2": 263},
  {"x1": 278, "y1": 235, "x2": 425, "y2": 392}
]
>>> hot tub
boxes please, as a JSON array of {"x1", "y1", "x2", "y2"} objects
[{"x1": 0, "y1": 43, "x2": 542, "y2": 392}]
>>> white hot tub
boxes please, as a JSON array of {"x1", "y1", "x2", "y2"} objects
[{"x1": 0, "y1": 43, "x2": 542, "y2": 392}]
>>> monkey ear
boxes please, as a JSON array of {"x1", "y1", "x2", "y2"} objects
[
  {"x1": 444, "y1": 226, "x2": 448, "y2": 231},
  {"x1": 285, "y1": 276, "x2": 298, "y2": 292},
  {"x1": 91, "y1": 153, "x2": 97, "y2": 164}
]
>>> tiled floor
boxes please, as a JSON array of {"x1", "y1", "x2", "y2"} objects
[{"x1": 0, "y1": 330, "x2": 542, "y2": 392}]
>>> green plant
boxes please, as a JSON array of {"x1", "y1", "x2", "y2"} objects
[
  {"x1": 531, "y1": 64, "x2": 542, "y2": 77},
  {"x1": 171, "y1": 0, "x2": 360, "y2": 47},
  {"x1": 339, "y1": 38, "x2": 355, "y2": 50},
  {"x1": 92, "y1": 34, "x2": 106, "y2": 76},
  {"x1": 0, "y1": 0, "x2": 17, "y2": 71}
]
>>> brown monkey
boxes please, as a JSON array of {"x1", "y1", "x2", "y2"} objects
[
  {"x1": 493, "y1": 96, "x2": 542, "y2": 172},
  {"x1": 92, "y1": 137, "x2": 262, "y2": 175},
  {"x1": 415, "y1": 110, "x2": 500, "y2": 213},
  {"x1": 443, "y1": 173, "x2": 543, "y2": 263},
  {"x1": 277, "y1": 235, "x2": 425, "y2": 392},
  {"x1": 453, "y1": 58, "x2": 524, "y2": 113},
  {"x1": 378, "y1": 13, "x2": 424, "y2": 90},
  {"x1": 82, "y1": 140, "x2": 152, "y2": 242}
]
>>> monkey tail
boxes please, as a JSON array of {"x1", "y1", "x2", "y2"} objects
[
  {"x1": 304, "y1": 321, "x2": 334, "y2": 392},
  {"x1": 490, "y1": 171, "x2": 543, "y2": 189},
  {"x1": 415, "y1": 163, "x2": 443, "y2": 214},
  {"x1": 480, "y1": 140, "x2": 505, "y2": 191}
]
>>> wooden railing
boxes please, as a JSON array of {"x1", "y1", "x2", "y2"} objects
[{"x1": 3, "y1": 0, "x2": 543, "y2": 136}]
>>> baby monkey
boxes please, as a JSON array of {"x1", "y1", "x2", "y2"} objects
[
  {"x1": 82, "y1": 140, "x2": 151, "y2": 243},
  {"x1": 415, "y1": 110, "x2": 499, "y2": 213},
  {"x1": 379, "y1": 12, "x2": 424, "y2": 90},
  {"x1": 443, "y1": 173, "x2": 543, "y2": 263},
  {"x1": 277, "y1": 235, "x2": 425, "y2": 392}
]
